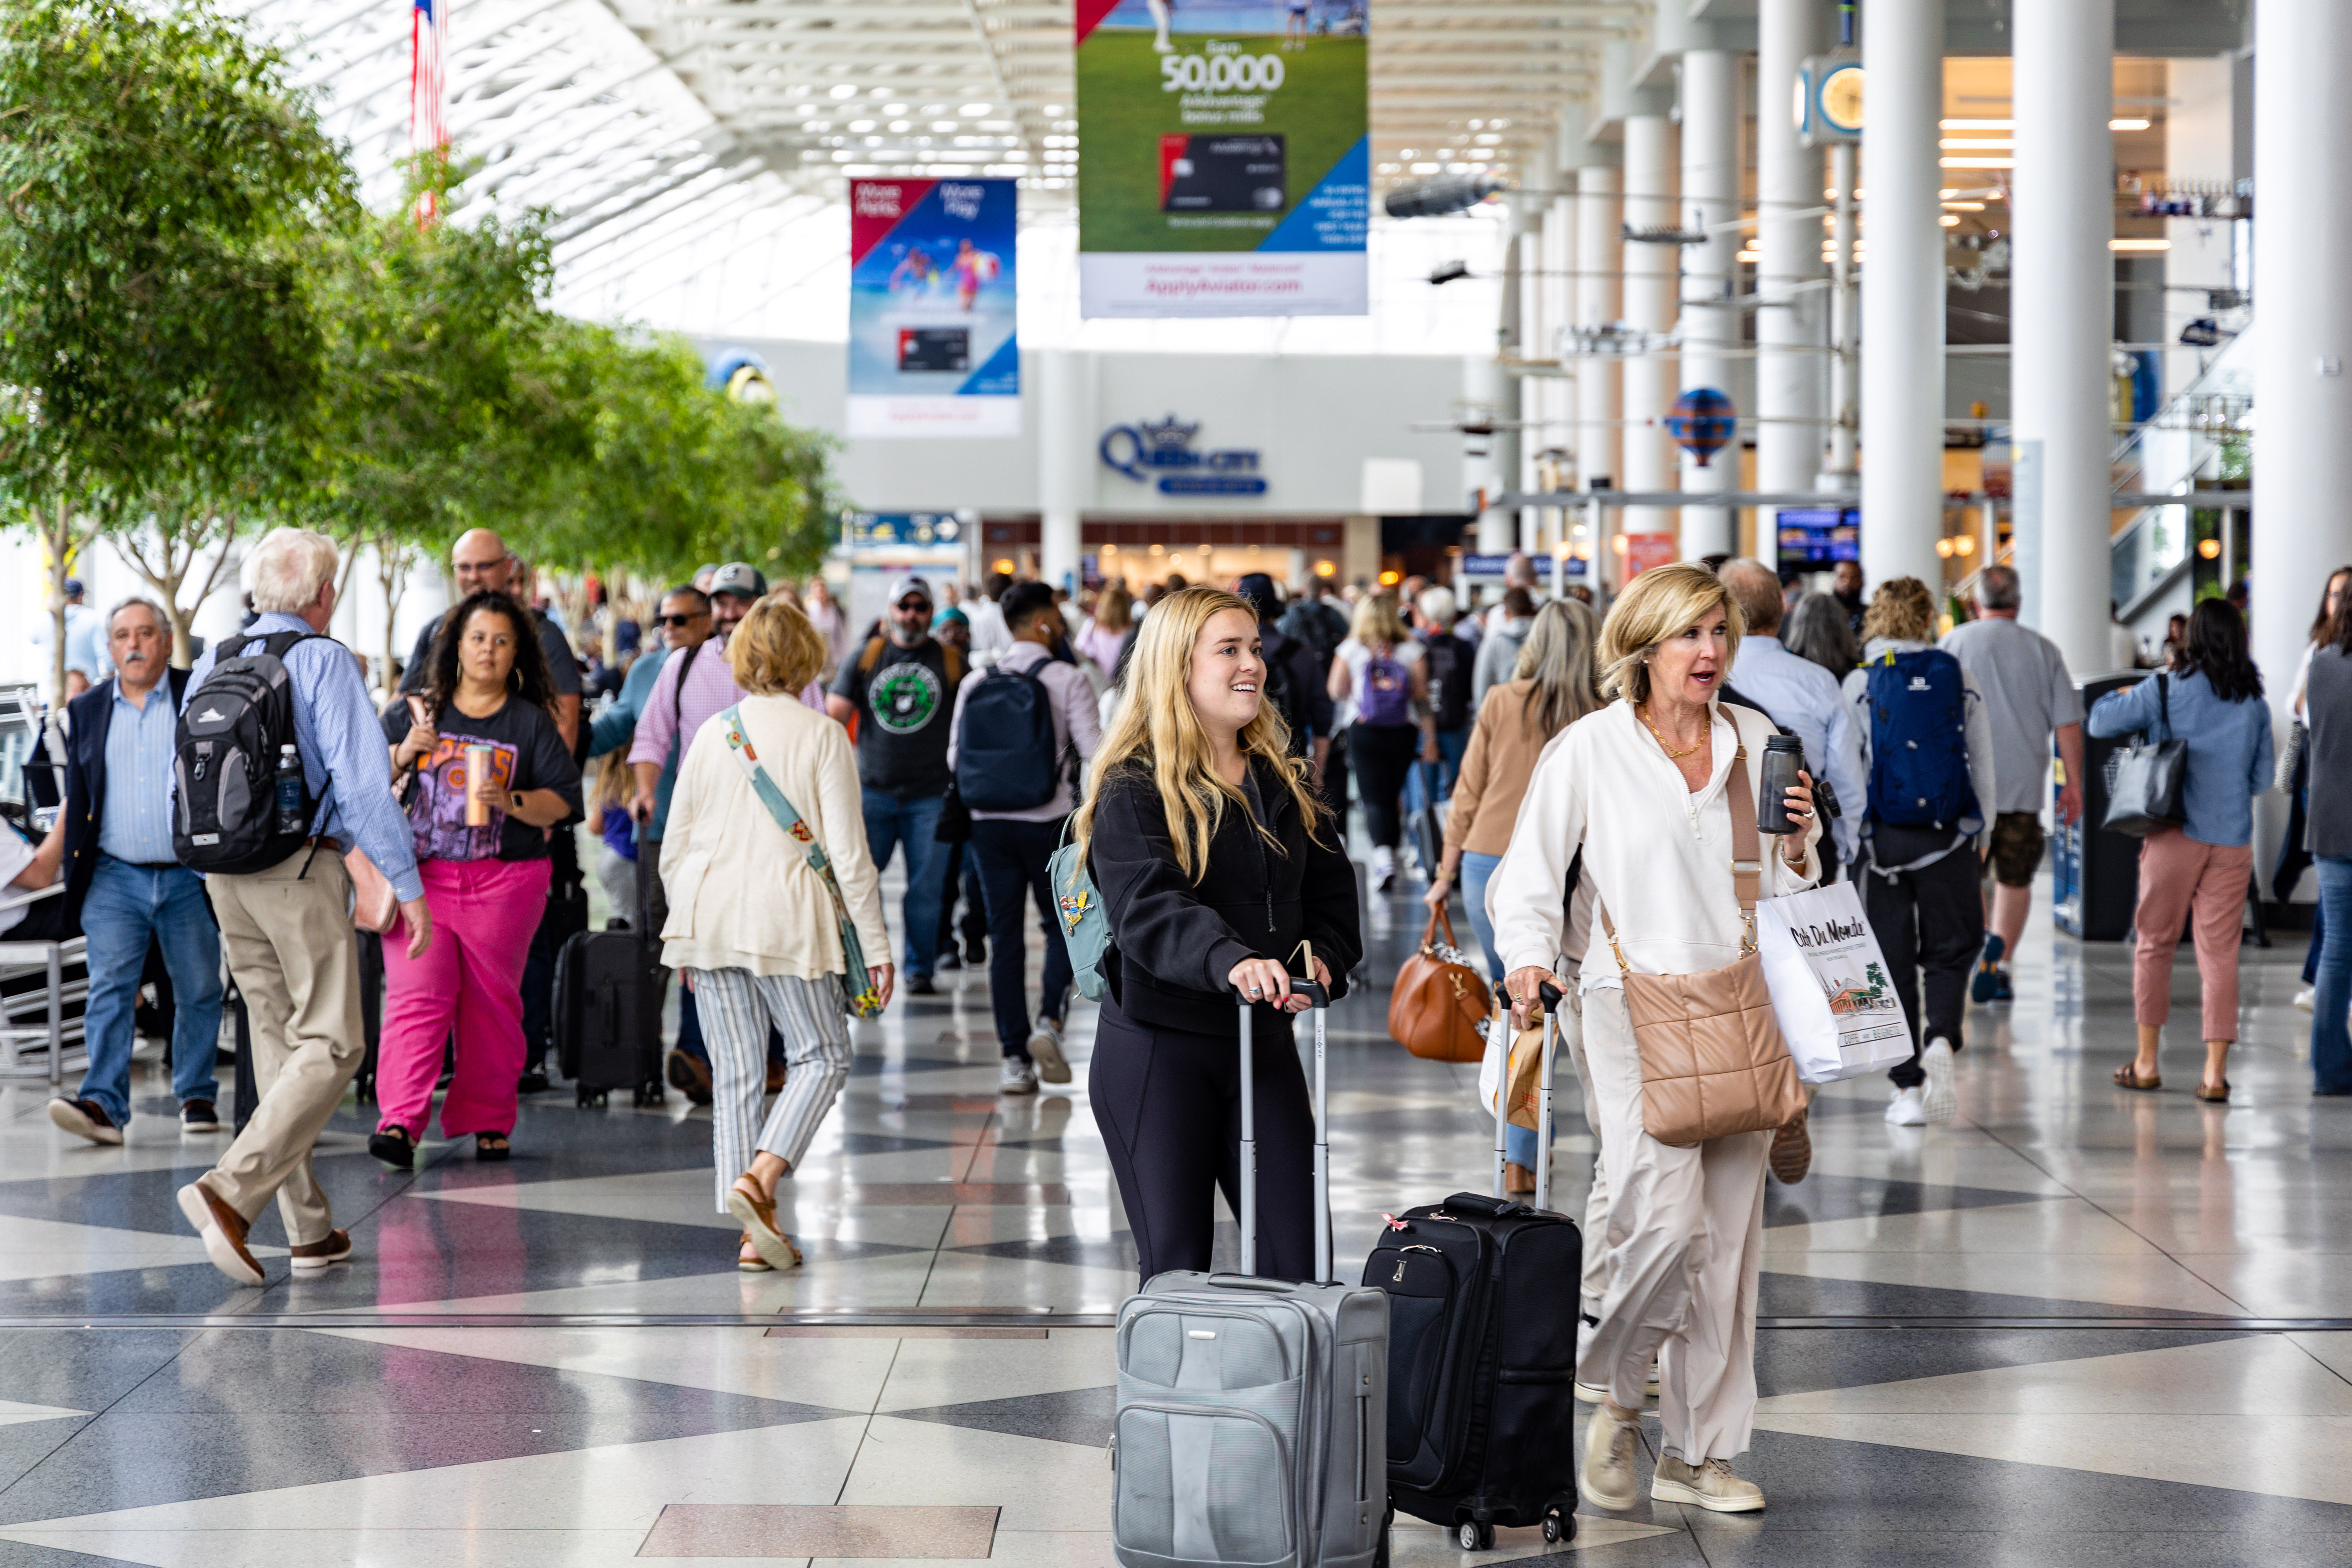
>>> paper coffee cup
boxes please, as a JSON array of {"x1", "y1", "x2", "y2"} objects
[{"x1": 465, "y1": 744, "x2": 493, "y2": 826}]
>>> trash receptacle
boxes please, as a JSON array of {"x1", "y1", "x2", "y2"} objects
[{"x1": 2052, "y1": 673, "x2": 2143, "y2": 942}]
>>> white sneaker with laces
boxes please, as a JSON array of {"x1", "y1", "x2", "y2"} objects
[
  {"x1": 1651, "y1": 1454, "x2": 1764, "y2": 1513},
  {"x1": 2295, "y1": 987, "x2": 2317, "y2": 1014},
  {"x1": 1885, "y1": 1085, "x2": 1926, "y2": 1126},
  {"x1": 1371, "y1": 847, "x2": 1397, "y2": 893},
  {"x1": 1026, "y1": 1017, "x2": 1071, "y2": 1084},
  {"x1": 1580, "y1": 1401, "x2": 1642, "y2": 1511},
  {"x1": 1920, "y1": 1037, "x2": 1958, "y2": 1124},
  {"x1": 999, "y1": 1057, "x2": 1039, "y2": 1096}
]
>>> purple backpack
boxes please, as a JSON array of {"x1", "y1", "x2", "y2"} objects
[{"x1": 1357, "y1": 649, "x2": 1413, "y2": 727}]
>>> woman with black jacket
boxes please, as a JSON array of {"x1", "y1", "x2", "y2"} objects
[{"x1": 1071, "y1": 586, "x2": 1363, "y2": 1283}]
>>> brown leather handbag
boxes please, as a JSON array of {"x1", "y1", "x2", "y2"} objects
[
  {"x1": 1389, "y1": 906, "x2": 1491, "y2": 1063},
  {"x1": 1595, "y1": 750, "x2": 1806, "y2": 1147}
]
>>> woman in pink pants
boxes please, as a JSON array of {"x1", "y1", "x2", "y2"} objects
[
  {"x1": 2091, "y1": 599, "x2": 2273, "y2": 1103},
  {"x1": 371, "y1": 590, "x2": 584, "y2": 1164}
]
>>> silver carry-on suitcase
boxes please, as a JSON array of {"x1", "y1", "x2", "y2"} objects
[{"x1": 1112, "y1": 977, "x2": 1393, "y2": 1568}]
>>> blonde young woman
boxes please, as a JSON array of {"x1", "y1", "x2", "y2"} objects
[
  {"x1": 659, "y1": 599, "x2": 890, "y2": 1272},
  {"x1": 1328, "y1": 591, "x2": 1438, "y2": 890},
  {"x1": 1073, "y1": 586, "x2": 1364, "y2": 1283},
  {"x1": 1488, "y1": 563, "x2": 1819, "y2": 1516},
  {"x1": 1424, "y1": 598, "x2": 1605, "y2": 1191}
]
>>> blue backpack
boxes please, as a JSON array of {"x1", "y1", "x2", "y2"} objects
[
  {"x1": 955, "y1": 663, "x2": 1061, "y2": 812},
  {"x1": 1864, "y1": 647, "x2": 1981, "y2": 830}
]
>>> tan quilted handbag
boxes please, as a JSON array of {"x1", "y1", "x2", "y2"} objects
[{"x1": 1596, "y1": 749, "x2": 1806, "y2": 1148}]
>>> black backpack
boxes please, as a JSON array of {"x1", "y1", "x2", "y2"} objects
[
  {"x1": 955, "y1": 663, "x2": 1062, "y2": 812},
  {"x1": 1424, "y1": 631, "x2": 1474, "y2": 732},
  {"x1": 174, "y1": 631, "x2": 325, "y2": 874}
]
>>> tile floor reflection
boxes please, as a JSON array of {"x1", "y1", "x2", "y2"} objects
[{"x1": 0, "y1": 869, "x2": 2346, "y2": 1564}]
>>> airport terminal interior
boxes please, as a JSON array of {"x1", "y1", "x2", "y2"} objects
[{"x1": 7, "y1": 0, "x2": 2352, "y2": 1564}]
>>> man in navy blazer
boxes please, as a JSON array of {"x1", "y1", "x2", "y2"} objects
[{"x1": 47, "y1": 598, "x2": 224, "y2": 1146}]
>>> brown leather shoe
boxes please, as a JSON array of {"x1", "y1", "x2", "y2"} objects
[
  {"x1": 1770, "y1": 1106, "x2": 1812, "y2": 1185},
  {"x1": 290, "y1": 1230, "x2": 353, "y2": 1271},
  {"x1": 176, "y1": 1181, "x2": 264, "y2": 1286}
]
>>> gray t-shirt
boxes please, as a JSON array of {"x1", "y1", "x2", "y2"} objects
[{"x1": 1940, "y1": 616, "x2": 2084, "y2": 814}]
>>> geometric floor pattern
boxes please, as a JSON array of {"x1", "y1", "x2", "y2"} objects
[{"x1": 1, "y1": 865, "x2": 2349, "y2": 1565}]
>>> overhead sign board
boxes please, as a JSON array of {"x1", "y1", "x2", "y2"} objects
[
  {"x1": 847, "y1": 179, "x2": 1019, "y2": 438},
  {"x1": 1075, "y1": 0, "x2": 1369, "y2": 317},
  {"x1": 1100, "y1": 415, "x2": 1269, "y2": 496}
]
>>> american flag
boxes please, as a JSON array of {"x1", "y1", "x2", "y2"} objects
[{"x1": 410, "y1": 0, "x2": 447, "y2": 156}]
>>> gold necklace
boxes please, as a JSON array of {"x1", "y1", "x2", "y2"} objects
[{"x1": 1637, "y1": 704, "x2": 1703, "y2": 760}]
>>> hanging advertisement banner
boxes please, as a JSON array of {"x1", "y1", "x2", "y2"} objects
[
  {"x1": 1075, "y1": 0, "x2": 1369, "y2": 318},
  {"x1": 847, "y1": 178, "x2": 1020, "y2": 438}
]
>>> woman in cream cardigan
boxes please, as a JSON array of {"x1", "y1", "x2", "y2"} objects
[
  {"x1": 1489, "y1": 563, "x2": 1819, "y2": 1517},
  {"x1": 661, "y1": 597, "x2": 890, "y2": 1273}
]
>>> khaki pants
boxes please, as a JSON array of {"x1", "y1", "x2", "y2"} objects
[
  {"x1": 200, "y1": 849, "x2": 364, "y2": 1246},
  {"x1": 1555, "y1": 988, "x2": 1611, "y2": 1308},
  {"x1": 1574, "y1": 984, "x2": 1771, "y2": 1464}
]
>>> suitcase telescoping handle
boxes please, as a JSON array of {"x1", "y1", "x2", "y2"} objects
[
  {"x1": 1488, "y1": 980, "x2": 1564, "y2": 1213},
  {"x1": 1235, "y1": 975, "x2": 1333, "y2": 1286}
]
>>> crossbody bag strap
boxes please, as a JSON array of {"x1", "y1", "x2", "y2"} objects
[
  {"x1": 1727, "y1": 747, "x2": 1761, "y2": 953},
  {"x1": 720, "y1": 705, "x2": 857, "y2": 926}
]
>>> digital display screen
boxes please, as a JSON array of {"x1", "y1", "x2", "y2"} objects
[{"x1": 1778, "y1": 506, "x2": 1860, "y2": 567}]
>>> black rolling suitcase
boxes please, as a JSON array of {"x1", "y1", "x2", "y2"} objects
[
  {"x1": 1363, "y1": 982, "x2": 1580, "y2": 1549},
  {"x1": 553, "y1": 857, "x2": 667, "y2": 1108}
]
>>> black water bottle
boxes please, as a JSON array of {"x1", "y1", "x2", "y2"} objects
[
  {"x1": 273, "y1": 744, "x2": 304, "y2": 836},
  {"x1": 1756, "y1": 733, "x2": 1805, "y2": 835}
]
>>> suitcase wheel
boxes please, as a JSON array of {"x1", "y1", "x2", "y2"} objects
[
  {"x1": 577, "y1": 1086, "x2": 609, "y2": 1109},
  {"x1": 632, "y1": 1082, "x2": 667, "y2": 1108},
  {"x1": 1454, "y1": 1520, "x2": 1494, "y2": 1552},
  {"x1": 1541, "y1": 1508, "x2": 1571, "y2": 1545}
]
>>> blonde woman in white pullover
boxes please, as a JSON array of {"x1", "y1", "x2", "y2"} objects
[{"x1": 1489, "y1": 562, "x2": 1819, "y2": 1516}]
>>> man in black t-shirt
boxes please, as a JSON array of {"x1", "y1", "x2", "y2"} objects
[{"x1": 827, "y1": 576, "x2": 965, "y2": 997}]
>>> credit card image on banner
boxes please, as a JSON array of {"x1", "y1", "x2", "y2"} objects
[
  {"x1": 897, "y1": 326, "x2": 971, "y2": 373},
  {"x1": 1159, "y1": 135, "x2": 1286, "y2": 214}
]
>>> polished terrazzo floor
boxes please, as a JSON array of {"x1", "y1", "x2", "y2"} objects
[{"x1": 0, "y1": 861, "x2": 2348, "y2": 1567}]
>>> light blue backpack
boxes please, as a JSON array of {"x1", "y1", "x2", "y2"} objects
[{"x1": 1047, "y1": 823, "x2": 1112, "y2": 1001}]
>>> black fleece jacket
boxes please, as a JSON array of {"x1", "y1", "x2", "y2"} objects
[{"x1": 1087, "y1": 756, "x2": 1362, "y2": 1036}]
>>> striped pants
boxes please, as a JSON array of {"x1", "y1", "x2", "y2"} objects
[{"x1": 688, "y1": 968, "x2": 854, "y2": 1215}]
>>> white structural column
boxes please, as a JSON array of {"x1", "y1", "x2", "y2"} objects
[
  {"x1": 1467, "y1": 355, "x2": 1514, "y2": 554},
  {"x1": 1678, "y1": 49, "x2": 1741, "y2": 559},
  {"x1": 1757, "y1": 0, "x2": 1828, "y2": 541},
  {"x1": 1621, "y1": 112, "x2": 1678, "y2": 542},
  {"x1": 1518, "y1": 224, "x2": 1547, "y2": 552},
  {"x1": 1037, "y1": 349, "x2": 1093, "y2": 593},
  {"x1": 1545, "y1": 193, "x2": 1575, "y2": 512},
  {"x1": 2012, "y1": 0, "x2": 2114, "y2": 666},
  {"x1": 1576, "y1": 163, "x2": 1623, "y2": 498},
  {"x1": 2252, "y1": 0, "x2": 2352, "y2": 697},
  {"x1": 1858, "y1": 0, "x2": 1945, "y2": 592}
]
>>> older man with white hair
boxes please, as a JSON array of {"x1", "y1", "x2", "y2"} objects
[{"x1": 173, "y1": 528, "x2": 430, "y2": 1288}]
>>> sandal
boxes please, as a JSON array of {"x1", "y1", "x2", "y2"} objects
[
  {"x1": 724, "y1": 1177, "x2": 803, "y2": 1271},
  {"x1": 738, "y1": 1232, "x2": 773, "y2": 1273},
  {"x1": 2112, "y1": 1064, "x2": 2162, "y2": 1092},
  {"x1": 368, "y1": 1125, "x2": 417, "y2": 1169},
  {"x1": 2196, "y1": 1079, "x2": 2231, "y2": 1103},
  {"x1": 474, "y1": 1133, "x2": 511, "y2": 1161}
]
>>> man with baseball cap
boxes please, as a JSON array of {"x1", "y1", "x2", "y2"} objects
[{"x1": 827, "y1": 575, "x2": 965, "y2": 997}]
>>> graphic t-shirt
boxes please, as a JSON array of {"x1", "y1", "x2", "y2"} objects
[
  {"x1": 830, "y1": 636, "x2": 956, "y2": 799},
  {"x1": 381, "y1": 695, "x2": 583, "y2": 863}
]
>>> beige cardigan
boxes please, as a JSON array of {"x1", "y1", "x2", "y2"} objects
[{"x1": 658, "y1": 695, "x2": 889, "y2": 979}]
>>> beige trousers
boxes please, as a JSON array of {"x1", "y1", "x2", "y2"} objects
[
  {"x1": 1572, "y1": 984, "x2": 1771, "y2": 1463},
  {"x1": 1555, "y1": 989, "x2": 1611, "y2": 1307},
  {"x1": 201, "y1": 849, "x2": 365, "y2": 1246}
]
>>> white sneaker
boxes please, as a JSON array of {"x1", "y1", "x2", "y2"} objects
[
  {"x1": 1371, "y1": 847, "x2": 1397, "y2": 893},
  {"x1": 1651, "y1": 1454, "x2": 1764, "y2": 1513},
  {"x1": 1026, "y1": 1017, "x2": 1071, "y2": 1084},
  {"x1": 1580, "y1": 1401, "x2": 1642, "y2": 1511},
  {"x1": 1885, "y1": 1086, "x2": 1926, "y2": 1127},
  {"x1": 1920, "y1": 1037, "x2": 1958, "y2": 1124},
  {"x1": 2295, "y1": 987, "x2": 2317, "y2": 1014},
  {"x1": 999, "y1": 1057, "x2": 1039, "y2": 1096}
]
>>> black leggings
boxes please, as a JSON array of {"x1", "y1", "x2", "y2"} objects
[
  {"x1": 1348, "y1": 723, "x2": 1419, "y2": 850},
  {"x1": 1859, "y1": 840, "x2": 1985, "y2": 1087},
  {"x1": 1090, "y1": 996, "x2": 1316, "y2": 1285}
]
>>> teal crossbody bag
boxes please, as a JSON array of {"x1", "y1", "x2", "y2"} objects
[
  {"x1": 718, "y1": 705, "x2": 885, "y2": 1019},
  {"x1": 1047, "y1": 818, "x2": 1112, "y2": 1001}
]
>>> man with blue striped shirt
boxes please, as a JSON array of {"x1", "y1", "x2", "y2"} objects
[
  {"x1": 46, "y1": 599, "x2": 223, "y2": 1146},
  {"x1": 174, "y1": 529, "x2": 432, "y2": 1288}
]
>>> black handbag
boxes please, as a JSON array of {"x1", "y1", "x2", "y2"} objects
[{"x1": 2102, "y1": 673, "x2": 2188, "y2": 837}]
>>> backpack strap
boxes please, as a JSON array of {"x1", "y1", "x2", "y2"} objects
[
  {"x1": 858, "y1": 635, "x2": 889, "y2": 677},
  {"x1": 944, "y1": 643, "x2": 965, "y2": 688}
]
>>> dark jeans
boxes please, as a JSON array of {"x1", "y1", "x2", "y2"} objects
[
  {"x1": 2306, "y1": 898, "x2": 2327, "y2": 987},
  {"x1": 1348, "y1": 723, "x2": 1419, "y2": 850},
  {"x1": 862, "y1": 788, "x2": 949, "y2": 977},
  {"x1": 2312, "y1": 857, "x2": 2352, "y2": 1094},
  {"x1": 971, "y1": 818, "x2": 1072, "y2": 1058},
  {"x1": 935, "y1": 840, "x2": 989, "y2": 962},
  {"x1": 1860, "y1": 837, "x2": 1985, "y2": 1088},
  {"x1": 1089, "y1": 997, "x2": 1314, "y2": 1285}
]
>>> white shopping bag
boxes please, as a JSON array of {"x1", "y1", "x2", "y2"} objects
[{"x1": 1754, "y1": 881, "x2": 1914, "y2": 1084}]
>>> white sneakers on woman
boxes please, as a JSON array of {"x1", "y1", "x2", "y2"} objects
[
  {"x1": 1579, "y1": 1401, "x2": 1642, "y2": 1511},
  {"x1": 1651, "y1": 1455, "x2": 1765, "y2": 1512},
  {"x1": 1920, "y1": 1037, "x2": 1958, "y2": 1123}
]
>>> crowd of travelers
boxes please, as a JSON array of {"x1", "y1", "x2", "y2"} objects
[{"x1": 21, "y1": 518, "x2": 2352, "y2": 1517}]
